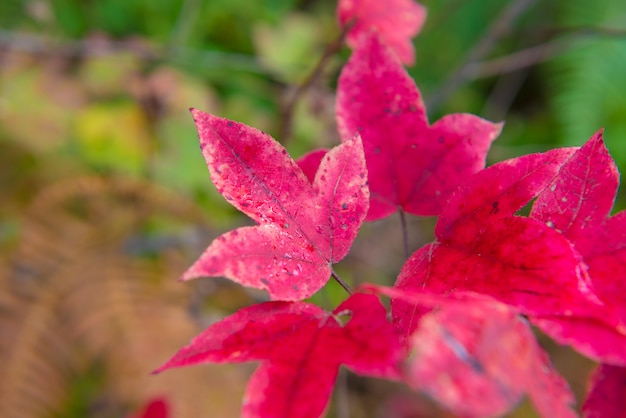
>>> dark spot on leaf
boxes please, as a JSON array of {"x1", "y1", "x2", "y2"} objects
[{"x1": 490, "y1": 201, "x2": 499, "y2": 215}]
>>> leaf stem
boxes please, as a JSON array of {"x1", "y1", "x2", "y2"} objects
[
  {"x1": 331, "y1": 267, "x2": 353, "y2": 295},
  {"x1": 399, "y1": 209, "x2": 410, "y2": 260}
]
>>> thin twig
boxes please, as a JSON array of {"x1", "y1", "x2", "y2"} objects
[
  {"x1": 167, "y1": 0, "x2": 201, "y2": 51},
  {"x1": 481, "y1": 67, "x2": 530, "y2": 121},
  {"x1": 0, "y1": 29, "x2": 267, "y2": 74},
  {"x1": 399, "y1": 209, "x2": 410, "y2": 260},
  {"x1": 466, "y1": 39, "x2": 565, "y2": 79},
  {"x1": 426, "y1": 0, "x2": 537, "y2": 112},
  {"x1": 467, "y1": 26, "x2": 626, "y2": 79},
  {"x1": 331, "y1": 267, "x2": 353, "y2": 295},
  {"x1": 278, "y1": 22, "x2": 352, "y2": 143},
  {"x1": 336, "y1": 369, "x2": 350, "y2": 418}
]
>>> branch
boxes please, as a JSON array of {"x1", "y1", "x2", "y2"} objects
[
  {"x1": 468, "y1": 26, "x2": 626, "y2": 79},
  {"x1": 278, "y1": 22, "x2": 352, "y2": 143},
  {"x1": 0, "y1": 30, "x2": 268, "y2": 74},
  {"x1": 426, "y1": 0, "x2": 537, "y2": 112}
]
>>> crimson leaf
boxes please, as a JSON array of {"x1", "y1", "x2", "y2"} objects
[
  {"x1": 154, "y1": 293, "x2": 403, "y2": 418},
  {"x1": 528, "y1": 131, "x2": 626, "y2": 363},
  {"x1": 391, "y1": 148, "x2": 614, "y2": 340},
  {"x1": 337, "y1": 0, "x2": 426, "y2": 65},
  {"x1": 296, "y1": 148, "x2": 329, "y2": 184},
  {"x1": 368, "y1": 286, "x2": 576, "y2": 418},
  {"x1": 582, "y1": 364, "x2": 626, "y2": 418},
  {"x1": 336, "y1": 33, "x2": 501, "y2": 220},
  {"x1": 183, "y1": 110, "x2": 368, "y2": 301},
  {"x1": 129, "y1": 398, "x2": 169, "y2": 418},
  {"x1": 411, "y1": 300, "x2": 576, "y2": 418}
]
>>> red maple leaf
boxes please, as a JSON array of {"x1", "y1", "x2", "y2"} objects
[
  {"x1": 529, "y1": 130, "x2": 626, "y2": 364},
  {"x1": 391, "y1": 147, "x2": 620, "y2": 340},
  {"x1": 154, "y1": 293, "x2": 403, "y2": 418},
  {"x1": 583, "y1": 364, "x2": 626, "y2": 418},
  {"x1": 182, "y1": 110, "x2": 368, "y2": 301},
  {"x1": 296, "y1": 148, "x2": 329, "y2": 184},
  {"x1": 336, "y1": 33, "x2": 501, "y2": 220},
  {"x1": 129, "y1": 397, "x2": 169, "y2": 418},
  {"x1": 368, "y1": 285, "x2": 577, "y2": 418},
  {"x1": 337, "y1": 0, "x2": 426, "y2": 65}
]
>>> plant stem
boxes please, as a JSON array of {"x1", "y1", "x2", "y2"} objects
[
  {"x1": 336, "y1": 369, "x2": 350, "y2": 418},
  {"x1": 331, "y1": 267, "x2": 353, "y2": 295},
  {"x1": 399, "y1": 209, "x2": 410, "y2": 260},
  {"x1": 426, "y1": 0, "x2": 536, "y2": 112},
  {"x1": 278, "y1": 22, "x2": 353, "y2": 143}
]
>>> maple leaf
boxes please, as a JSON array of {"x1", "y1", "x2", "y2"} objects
[
  {"x1": 582, "y1": 364, "x2": 626, "y2": 418},
  {"x1": 336, "y1": 33, "x2": 502, "y2": 220},
  {"x1": 129, "y1": 397, "x2": 169, "y2": 418},
  {"x1": 409, "y1": 298, "x2": 577, "y2": 418},
  {"x1": 528, "y1": 130, "x2": 626, "y2": 363},
  {"x1": 337, "y1": 0, "x2": 426, "y2": 65},
  {"x1": 367, "y1": 285, "x2": 577, "y2": 418},
  {"x1": 182, "y1": 110, "x2": 368, "y2": 301},
  {"x1": 296, "y1": 148, "x2": 329, "y2": 184},
  {"x1": 390, "y1": 147, "x2": 617, "y2": 340},
  {"x1": 154, "y1": 293, "x2": 403, "y2": 418}
]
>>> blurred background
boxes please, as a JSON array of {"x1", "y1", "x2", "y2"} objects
[{"x1": 0, "y1": 0, "x2": 625, "y2": 417}]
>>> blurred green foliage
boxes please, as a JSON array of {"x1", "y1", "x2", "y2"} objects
[{"x1": 1, "y1": 0, "x2": 625, "y2": 416}]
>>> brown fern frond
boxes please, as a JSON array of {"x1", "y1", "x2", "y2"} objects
[{"x1": 0, "y1": 175, "x2": 247, "y2": 418}]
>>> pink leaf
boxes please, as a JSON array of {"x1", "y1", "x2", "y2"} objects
[
  {"x1": 296, "y1": 148, "x2": 329, "y2": 184},
  {"x1": 531, "y1": 131, "x2": 626, "y2": 317},
  {"x1": 529, "y1": 131, "x2": 626, "y2": 362},
  {"x1": 576, "y1": 212, "x2": 626, "y2": 319},
  {"x1": 532, "y1": 317, "x2": 626, "y2": 365},
  {"x1": 368, "y1": 286, "x2": 577, "y2": 418},
  {"x1": 408, "y1": 300, "x2": 576, "y2": 418},
  {"x1": 155, "y1": 293, "x2": 402, "y2": 418},
  {"x1": 129, "y1": 398, "x2": 169, "y2": 418},
  {"x1": 336, "y1": 34, "x2": 501, "y2": 220},
  {"x1": 531, "y1": 130, "x2": 619, "y2": 241},
  {"x1": 583, "y1": 364, "x2": 626, "y2": 418},
  {"x1": 392, "y1": 149, "x2": 611, "y2": 339},
  {"x1": 337, "y1": 0, "x2": 426, "y2": 65},
  {"x1": 183, "y1": 110, "x2": 369, "y2": 301}
]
